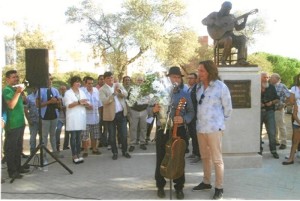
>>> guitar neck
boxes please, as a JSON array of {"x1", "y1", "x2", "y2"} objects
[{"x1": 235, "y1": 9, "x2": 258, "y2": 21}]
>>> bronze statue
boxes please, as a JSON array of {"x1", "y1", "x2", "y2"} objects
[{"x1": 202, "y1": 1, "x2": 258, "y2": 66}]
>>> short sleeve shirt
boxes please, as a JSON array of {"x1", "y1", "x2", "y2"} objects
[{"x1": 3, "y1": 86, "x2": 25, "y2": 130}]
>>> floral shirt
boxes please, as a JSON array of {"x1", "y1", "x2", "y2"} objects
[
  {"x1": 274, "y1": 82, "x2": 290, "y2": 110},
  {"x1": 196, "y1": 80, "x2": 232, "y2": 133}
]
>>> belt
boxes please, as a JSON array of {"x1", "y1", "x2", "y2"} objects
[{"x1": 116, "y1": 111, "x2": 123, "y2": 114}]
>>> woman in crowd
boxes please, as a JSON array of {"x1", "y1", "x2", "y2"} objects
[{"x1": 63, "y1": 76, "x2": 89, "y2": 164}]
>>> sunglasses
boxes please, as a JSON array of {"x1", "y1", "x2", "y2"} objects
[{"x1": 198, "y1": 94, "x2": 205, "y2": 105}]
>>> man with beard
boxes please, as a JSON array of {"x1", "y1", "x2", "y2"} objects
[{"x1": 260, "y1": 72, "x2": 280, "y2": 158}]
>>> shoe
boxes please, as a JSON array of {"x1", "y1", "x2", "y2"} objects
[
  {"x1": 140, "y1": 144, "x2": 147, "y2": 150},
  {"x1": 258, "y1": 151, "x2": 262, "y2": 155},
  {"x1": 21, "y1": 153, "x2": 29, "y2": 158},
  {"x1": 282, "y1": 161, "x2": 294, "y2": 165},
  {"x1": 63, "y1": 146, "x2": 70, "y2": 150},
  {"x1": 112, "y1": 154, "x2": 118, "y2": 160},
  {"x1": 19, "y1": 168, "x2": 30, "y2": 174},
  {"x1": 9, "y1": 172, "x2": 23, "y2": 179},
  {"x1": 73, "y1": 158, "x2": 80, "y2": 164},
  {"x1": 186, "y1": 154, "x2": 196, "y2": 159},
  {"x1": 190, "y1": 156, "x2": 201, "y2": 164},
  {"x1": 122, "y1": 152, "x2": 131, "y2": 158},
  {"x1": 92, "y1": 150, "x2": 102, "y2": 155},
  {"x1": 128, "y1": 146, "x2": 135, "y2": 152},
  {"x1": 176, "y1": 190, "x2": 184, "y2": 200},
  {"x1": 157, "y1": 188, "x2": 165, "y2": 198},
  {"x1": 22, "y1": 164, "x2": 30, "y2": 169},
  {"x1": 272, "y1": 152, "x2": 279, "y2": 159},
  {"x1": 82, "y1": 153, "x2": 88, "y2": 158},
  {"x1": 192, "y1": 182, "x2": 212, "y2": 191},
  {"x1": 213, "y1": 188, "x2": 223, "y2": 200},
  {"x1": 279, "y1": 144, "x2": 286, "y2": 150},
  {"x1": 107, "y1": 145, "x2": 112, "y2": 150},
  {"x1": 276, "y1": 142, "x2": 280, "y2": 146},
  {"x1": 78, "y1": 157, "x2": 84, "y2": 163}
]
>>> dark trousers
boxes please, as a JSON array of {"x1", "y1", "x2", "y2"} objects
[
  {"x1": 5, "y1": 126, "x2": 25, "y2": 177},
  {"x1": 106, "y1": 112, "x2": 128, "y2": 155},
  {"x1": 188, "y1": 119, "x2": 200, "y2": 157},
  {"x1": 155, "y1": 126, "x2": 185, "y2": 190}
]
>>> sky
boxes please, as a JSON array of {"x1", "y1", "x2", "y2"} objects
[{"x1": 1, "y1": 0, "x2": 299, "y2": 62}]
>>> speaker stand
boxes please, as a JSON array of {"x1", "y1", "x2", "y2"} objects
[{"x1": 10, "y1": 87, "x2": 73, "y2": 183}]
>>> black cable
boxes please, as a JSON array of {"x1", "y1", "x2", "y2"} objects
[{"x1": 1, "y1": 192, "x2": 99, "y2": 200}]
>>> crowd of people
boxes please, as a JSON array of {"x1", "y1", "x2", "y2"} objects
[{"x1": 1, "y1": 60, "x2": 300, "y2": 199}]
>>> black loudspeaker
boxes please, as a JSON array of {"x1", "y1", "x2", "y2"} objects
[{"x1": 25, "y1": 48, "x2": 49, "y2": 87}]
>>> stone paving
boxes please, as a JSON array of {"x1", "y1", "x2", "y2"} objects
[{"x1": 1, "y1": 114, "x2": 300, "y2": 200}]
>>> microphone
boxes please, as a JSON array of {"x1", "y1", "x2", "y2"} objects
[
  {"x1": 172, "y1": 82, "x2": 179, "y2": 92},
  {"x1": 173, "y1": 82, "x2": 179, "y2": 88}
]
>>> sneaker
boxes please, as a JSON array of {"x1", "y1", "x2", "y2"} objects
[
  {"x1": 279, "y1": 144, "x2": 286, "y2": 150},
  {"x1": 157, "y1": 188, "x2": 165, "y2": 198},
  {"x1": 186, "y1": 154, "x2": 196, "y2": 159},
  {"x1": 140, "y1": 144, "x2": 147, "y2": 150},
  {"x1": 128, "y1": 146, "x2": 135, "y2": 152},
  {"x1": 272, "y1": 152, "x2": 279, "y2": 159},
  {"x1": 192, "y1": 182, "x2": 212, "y2": 191},
  {"x1": 107, "y1": 145, "x2": 112, "y2": 150},
  {"x1": 213, "y1": 188, "x2": 223, "y2": 200},
  {"x1": 176, "y1": 190, "x2": 184, "y2": 200},
  {"x1": 190, "y1": 156, "x2": 201, "y2": 164},
  {"x1": 92, "y1": 150, "x2": 102, "y2": 155}
]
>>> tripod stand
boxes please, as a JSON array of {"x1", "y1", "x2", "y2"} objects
[{"x1": 10, "y1": 87, "x2": 73, "y2": 183}]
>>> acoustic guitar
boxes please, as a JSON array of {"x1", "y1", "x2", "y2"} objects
[
  {"x1": 207, "y1": 9, "x2": 258, "y2": 40},
  {"x1": 160, "y1": 97, "x2": 187, "y2": 180}
]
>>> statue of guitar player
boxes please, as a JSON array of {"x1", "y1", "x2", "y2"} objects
[{"x1": 202, "y1": 1, "x2": 257, "y2": 66}]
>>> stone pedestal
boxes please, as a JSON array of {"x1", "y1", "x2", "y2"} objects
[{"x1": 219, "y1": 66, "x2": 262, "y2": 169}]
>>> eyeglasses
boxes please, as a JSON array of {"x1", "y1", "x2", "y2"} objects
[{"x1": 198, "y1": 94, "x2": 205, "y2": 105}]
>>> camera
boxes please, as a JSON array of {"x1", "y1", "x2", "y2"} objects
[{"x1": 12, "y1": 80, "x2": 29, "y2": 88}]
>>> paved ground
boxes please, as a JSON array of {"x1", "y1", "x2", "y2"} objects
[{"x1": 1, "y1": 113, "x2": 300, "y2": 200}]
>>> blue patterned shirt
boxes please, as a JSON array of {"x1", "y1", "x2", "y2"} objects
[
  {"x1": 196, "y1": 80, "x2": 232, "y2": 133},
  {"x1": 274, "y1": 82, "x2": 290, "y2": 110}
]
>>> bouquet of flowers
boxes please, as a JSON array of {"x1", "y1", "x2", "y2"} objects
[{"x1": 126, "y1": 72, "x2": 172, "y2": 127}]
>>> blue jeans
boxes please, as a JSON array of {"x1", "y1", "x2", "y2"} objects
[
  {"x1": 29, "y1": 121, "x2": 39, "y2": 154},
  {"x1": 106, "y1": 112, "x2": 128, "y2": 154},
  {"x1": 260, "y1": 110, "x2": 277, "y2": 153},
  {"x1": 70, "y1": 130, "x2": 82, "y2": 157},
  {"x1": 42, "y1": 119, "x2": 58, "y2": 153},
  {"x1": 55, "y1": 120, "x2": 70, "y2": 150}
]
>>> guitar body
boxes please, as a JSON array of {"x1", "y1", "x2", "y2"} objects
[
  {"x1": 160, "y1": 137, "x2": 186, "y2": 179},
  {"x1": 159, "y1": 97, "x2": 187, "y2": 180},
  {"x1": 206, "y1": 9, "x2": 258, "y2": 40}
]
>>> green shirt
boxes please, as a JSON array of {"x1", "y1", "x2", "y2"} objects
[{"x1": 3, "y1": 85, "x2": 25, "y2": 130}]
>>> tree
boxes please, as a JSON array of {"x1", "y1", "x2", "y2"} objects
[
  {"x1": 248, "y1": 52, "x2": 300, "y2": 87},
  {"x1": 2, "y1": 22, "x2": 54, "y2": 86},
  {"x1": 65, "y1": 0, "x2": 199, "y2": 80}
]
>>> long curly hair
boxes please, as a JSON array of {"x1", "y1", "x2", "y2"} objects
[{"x1": 198, "y1": 60, "x2": 220, "y2": 82}]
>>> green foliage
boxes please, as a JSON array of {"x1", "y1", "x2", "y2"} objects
[
  {"x1": 249, "y1": 52, "x2": 300, "y2": 88},
  {"x1": 51, "y1": 71, "x2": 99, "y2": 88},
  {"x1": 65, "y1": 0, "x2": 197, "y2": 80}
]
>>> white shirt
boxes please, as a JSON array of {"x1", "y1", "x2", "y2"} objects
[
  {"x1": 82, "y1": 87, "x2": 102, "y2": 124},
  {"x1": 196, "y1": 80, "x2": 233, "y2": 133},
  {"x1": 64, "y1": 88, "x2": 87, "y2": 131},
  {"x1": 105, "y1": 83, "x2": 123, "y2": 113}
]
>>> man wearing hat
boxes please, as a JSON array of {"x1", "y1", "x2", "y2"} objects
[
  {"x1": 149, "y1": 66, "x2": 194, "y2": 199},
  {"x1": 202, "y1": 1, "x2": 250, "y2": 66}
]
